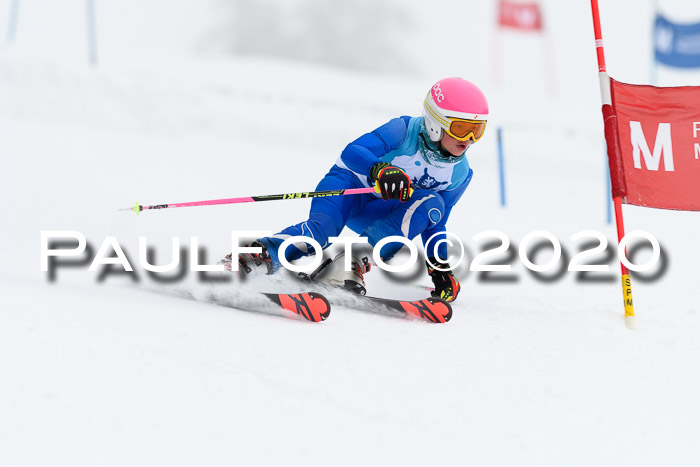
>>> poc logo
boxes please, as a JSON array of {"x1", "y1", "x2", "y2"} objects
[{"x1": 433, "y1": 83, "x2": 445, "y2": 103}]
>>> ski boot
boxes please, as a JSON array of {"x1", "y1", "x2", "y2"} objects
[
  {"x1": 221, "y1": 240, "x2": 274, "y2": 276},
  {"x1": 299, "y1": 252, "x2": 371, "y2": 295}
]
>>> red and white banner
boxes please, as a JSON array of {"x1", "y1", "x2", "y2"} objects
[
  {"x1": 607, "y1": 78, "x2": 700, "y2": 211},
  {"x1": 498, "y1": 0, "x2": 543, "y2": 31}
]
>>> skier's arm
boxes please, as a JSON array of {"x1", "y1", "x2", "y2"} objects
[{"x1": 340, "y1": 116, "x2": 412, "y2": 177}]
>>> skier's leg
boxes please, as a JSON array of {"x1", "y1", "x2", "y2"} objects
[
  {"x1": 348, "y1": 189, "x2": 446, "y2": 261},
  {"x1": 256, "y1": 167, "x2": 371, "y2": 272}
]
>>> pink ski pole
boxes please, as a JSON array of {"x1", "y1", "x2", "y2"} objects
[{"x1": 120, "y1": 187, "x2": 378, "y2": 216}]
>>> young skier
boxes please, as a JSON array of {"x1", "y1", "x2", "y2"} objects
[{"x1": 227, "y1": 77, "x2": 488, "y2": 302}]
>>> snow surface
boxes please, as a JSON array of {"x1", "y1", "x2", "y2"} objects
[{"x1": 2, "y1": 0, "x2": 700, "y2": 466}]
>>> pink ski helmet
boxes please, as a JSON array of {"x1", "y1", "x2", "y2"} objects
[{"x1": 423, "y1": 77, "x2": 489, "y2": 143}]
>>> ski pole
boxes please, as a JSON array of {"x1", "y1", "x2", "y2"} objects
[{"x1": 120, "y1": 186, "x2": 378, "y2": 216}]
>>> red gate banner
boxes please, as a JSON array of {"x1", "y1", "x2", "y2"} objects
[
  {"x1": 498, "y1": 0, "x2": 543, "y2": 31},
  {"x1": 608, "y1": 78, "x2": 700, "y2": 211}
]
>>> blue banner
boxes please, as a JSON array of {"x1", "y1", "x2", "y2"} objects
[{"x1": 654, "y1": 14, "x2": 700, "y2": 68}]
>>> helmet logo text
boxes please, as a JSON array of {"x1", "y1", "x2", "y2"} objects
[{"x1": 433, "y1": 83, "x2": 445, "y2": 103}]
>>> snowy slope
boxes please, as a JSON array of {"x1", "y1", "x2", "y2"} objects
[{"x1": 2, "y1": 1, "x2": 700, "y2": 466}]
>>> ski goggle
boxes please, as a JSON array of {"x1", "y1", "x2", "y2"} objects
[{"x1": 445, "y1": 118, "x2": 487, "y2": 142}]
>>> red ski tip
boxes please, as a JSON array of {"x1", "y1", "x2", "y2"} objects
[
  {"x1": 400, "y1": 297, "x2": 452, "y2": 323},
  {"x1": 276, "y1": 292, "x2": 331, "y2": 322}
]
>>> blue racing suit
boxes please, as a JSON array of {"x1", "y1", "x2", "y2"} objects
[{"x1": 265, "y1": 116, "x2": 473, "y2": 262}]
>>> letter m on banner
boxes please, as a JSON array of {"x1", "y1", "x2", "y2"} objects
[
  {"x1": 605, "y1": 79, "x2": 700, "y2": 210},
  {"x1": 629, "y1": 121, "x2": 674, "y2": 171}
]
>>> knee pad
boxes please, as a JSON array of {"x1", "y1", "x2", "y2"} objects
[{"x1": 404, "y1": 190, "x2": 445, "y2": 230}]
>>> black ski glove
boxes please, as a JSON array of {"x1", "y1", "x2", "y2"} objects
[
  {"x1": 370, "y1": 162, "x2": 413, "y2": 202},
  {"x1": 427, "y1": 259, "x2": 460, "y2": 302}
]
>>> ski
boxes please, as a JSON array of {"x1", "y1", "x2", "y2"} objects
[
  {"x1": 359, "y1": 295, "x2": 452, "y2": 323},
  {"x1": 337, "y1": 292, "x2": 452, "y2": 323},
  {"x1": 230, "y1": 250, "x2": 447, "y2": 322},
  {"x1": 304, "y1": 283, "x2": 452, "y2": 323},
  {"x1": 263, "y1": 292, "x2": 331, "y2": 322},
  {"x1": 150, "y1": 286, "x2": 332, "y2": 323},
  {"x1": 295, "y1": 255, "x2": 452, "y2": 323}
]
